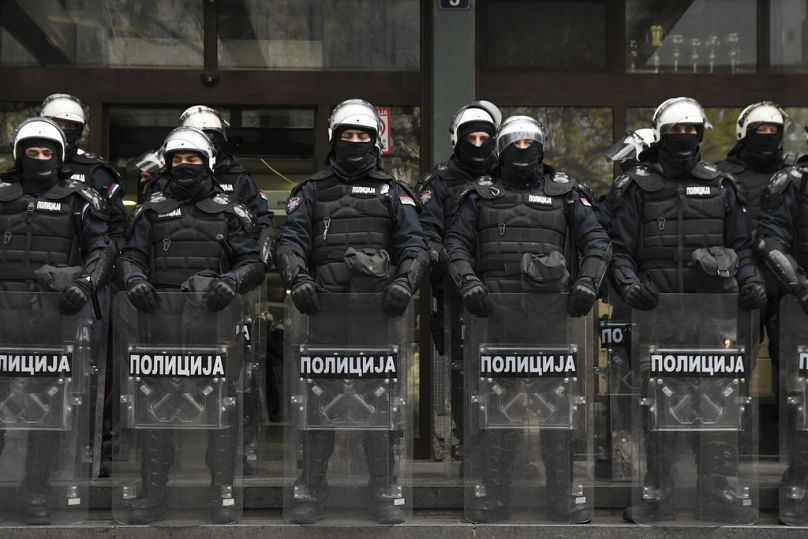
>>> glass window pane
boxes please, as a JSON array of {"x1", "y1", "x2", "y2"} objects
[
  {"x1": 0, "y1": 1, "x2": 203, "y2": 68},
  {"x1": 217, "y1": 0, "x2": 420, "y2": 71},
  {"x1": 379, "y1": 105, "x2": 421, "y2": 187},
  {"x1": 783, "y1": 107, "x2": 808, "y2": 156},
  {"x1": 485, "y1": 3, "x2": 606, "y2": 71},
  {"x1": 771, "y1": 0, "x2": 808, "y2": 72},
  {"x1": 501, "y1": 107, "x2": 613, "y2": 194},
  {"x1": 0, "y1": 29, "x2": 37, "y2": 66},
  {"x1": 626, "y1": 0, "x2": 756, "y2": 73},
  {"x1": 626, "y1": 106, "x2": 743, "y2": 164},
  {"x1": 0, "y1": 104, "x2": 40, "y2": 171}
]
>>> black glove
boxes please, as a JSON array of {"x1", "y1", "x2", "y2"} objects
[
  {"x1": 381, "y1": 282, "x2": 412, "y2": 317},
  {"x1": 57, "y1": 276, "x2": 92, "y2": 316},
  {"x1": 291, "y1": 280, "x2": 320, "y2": 315},
  {"x1": 204, "y1": 276, "x2": 237, "y2": 312},
  {"x1": 461, "y1": 280, "x2": 490, "y2": 318},
  {"x1": 127, "y1": 278, "x2": 159, "y2": 313},
  {"x1": 568, "y1": 277, "x2": 597, "y2": 317},
  {"x1": 620, "y1": 282, "x2": 658, "y2": 310},
  {"x1": 739, "y1": 280, "x2": 767, "y2": 310}
]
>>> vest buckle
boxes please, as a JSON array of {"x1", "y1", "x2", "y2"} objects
[
  {"x1": 2, "y1": 231, "x2": 10, "y2": 245},
  {"x1": 657, "y1": 217, "x2": 666, "y2": 231},
  {"x1": 498, "y1": 222, "x2": 506, "y2": 236},
  {"x1": 163, "y1": 238, "x2": 171, "y2": 252}
]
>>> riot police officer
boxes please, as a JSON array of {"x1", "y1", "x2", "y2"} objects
[
  {"x1": 0, "y1": 117, "x2": 115, "y2": 523},
  {"x1": 611, "y1": 97, "x2": 766, "y2": 522},
  {"x1": 39, "y1": 94, "x2": 127, "y2": 245},
  {"x1": 277, "y1": 98, "x2": 428, "y2": 524},
  {"x1": 416, "y1": 100, "x2": 501, "y2": 464},
  {"x1": 755, "y1": 153, "x2": 808, "y2": 525},
  {"x1": 445, "y1": 115, "x2": 611, "y2": 523},
  {"x1": 606, "y1": 128, "x2": 656, "y2": 174},
  {"x1": 117, "y1": 126, "x2": 265, "y2": 524}
]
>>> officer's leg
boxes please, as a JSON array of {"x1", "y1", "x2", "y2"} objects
[
  {"x1": 129, "y1": 429, "x2": 175, "y2": 524},
  {"x1": 289, "y1": 430, "x2": 335, "y2": 524},
  {"x1": 779, "y1": 419, "x2": 808, "y2": 524},
  {"x1": 467, "y1": 428, "x2": 518, "y2": 523},
  {"x1": 363, "y1": 429, "x2": 406, "y2": 524},
  {"x1": 541, "y1": 429, "x2": 592, "y2": 523},
  {"x1": 19, "y1": 431, "x2": 58, "y2": 525},
  {"x1": 206, "y1": 417, "x2": 238, "y2": 523},
  {"x1": 623, "y1": 427, "x2": 676, "y2": 522},
  {"x1": 696, "y1": 431, "x2": 756, "y2": 523}
]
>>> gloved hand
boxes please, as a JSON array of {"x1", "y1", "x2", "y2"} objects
[
  {"x1": 620, "y1": 281, "x2": 658, "y2": 310},
  {"x1": 57, "y1": 276, "x2": 92, "y2": 315},
  {"x1": 739, "y1": 280, "x2": 767, "y2": 310},
  {"x1": 291, "y1": 280, "x2": 320, "y2": 315},
  {"x1": 204, "y1": 276, "x2": 237, "y2": 312},
  {"x1": 568, "y1": 277, "x2": 598, "y2": 317},
  {"x1": 127, "y1": 277, "x2": 159, "y2": 313},
  {"x1": 381, "y1": 281, "x2": 412, "y2": 317},
  {"x1": 461, "y1": 279, "x2": 490, "y2": 318}
]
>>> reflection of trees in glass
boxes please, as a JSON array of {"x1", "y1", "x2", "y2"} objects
[
  {"x1": 627, "y1": 106, "x2": 742, "y2": 164},
  {"x1": 0, "y1": 105, "x2": 52, "y2": 172},
  {"x1": 502, "y1": 107, "x2": 613, "y2": 194},
  {"x1": 381, "y1": 106, "x2": 421, "y2": 188},
  {"x1": 784, "y1": 108, "x2": 808, "y2": 157}
]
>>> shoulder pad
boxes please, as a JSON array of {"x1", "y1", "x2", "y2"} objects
[
  {"x1": 433, "y1": 162, "x2": 455, "y2": 180},
  {"x1": 692, "y1": 161, "x2": 722, "y2": 180},
  {"x1": 0, "y1": 178, "x2": 23, "y2": 202},
  {"x1": 228, "y1": 202, "x2": 257, "y2": 232},
  {"x1": 395, "y1": 180, "x2": 418, "y2": 200},
  {"x1": 219, "y1": 162, "x2": 247, "y2": 175},
  {"x1": 196, "y1": 192, "x2": 237, "y2": 214},
  {"x1": 627, "y1": 165, "x2": 665, "y2": 192},
  {"x1": 309, "y1": 169, "x2": 335, "y2": 181},
  {"x1": 368, "y1": 169, "x2": 394, "y2": 181},
  {"x1": 543, "y1": 170, "x2": 576, "y2": 196},
  {"x1": 472, "y1": 175, "x2": 505, "y2": 199},
  {"x1": 132, "y1": 204, "x2": 147, "y2": 223},
  {"x1": 141, "y1": 191, "x2": 180, "y2": 215},
  {"x1": 77, "y1": 185, "x2": 107, "y2": 212},
  {"x1": 765, "y1": 168, "x2": 798, "y2": 198},
  {"x1": 71, "y1": 152, "x2": 121, "y2": 179},
  {"x1": 720, "y1": 174, "x2": 746, "y2": 204},
  {"x1": 416, "y1": 170, "x2": 438, "y2": 193},
  {"x1": 784, "y1": 152, "x2": 798, "y2": 167},
  {"x1": 716, "y1": 159, "x2": 746, "y2": 175},
  {"x1": 574, "y1": 182, "x2": 599, "y2": 207}
]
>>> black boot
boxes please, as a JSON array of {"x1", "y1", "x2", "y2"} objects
[
  {"x1": 697, "y1": 439, "x2": 757, "y2": 524},
  {"x1": 207, "y1": 426, "x2": 239, "y2": 524},
  {"x1": 466, "y1": 429, "x2": 517, "y2": 523},
  {"x1": 780, "y1": 430, "x2": 808, "y2": 525},
  {"x1": 365, "y1": 431, "x2": 406, "y2": 524},
  {"x1": 623, "y1": 431, "x2": 675, "y2": 523},
  {"x1": 129, "y1": 430, "x2": 174, "y2": 524},
  {"x1": 20, "y1": 431, "x2": 57, "y2": 525},
  {"x1": 289, "y1": 430, "x2": 335, "y2": 524},
  {"x1": 542, "y1": 431, "x2": 592, "y2": 523}
]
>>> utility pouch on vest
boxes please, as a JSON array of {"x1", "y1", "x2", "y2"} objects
[
  {"x1": 690, "y1": 247, "x2": 739, "y2": 293},
  {"x1": 520, "y1": 251, "x2": 570, "y2": 292},
  {"x1": 344, "y1": 247, "x2": 390, "y2": 293},
  {"x1": 34, "y1": 264, "x2": 82, "y2": 292}
]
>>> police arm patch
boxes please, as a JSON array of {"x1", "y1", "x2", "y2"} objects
[
  {"x1": 286, "y1": 194, "x2": 302, "y2": 213},
  {"x1": 420, "y1": 188, "x2": 433, "y2": 205}
]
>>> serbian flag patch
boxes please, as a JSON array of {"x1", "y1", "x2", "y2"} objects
[
  {"x1": 399, "y1": 196, "x2": 416, "y2": 207},
  {"x1": 107, "y1": 183, "x2": 121, "y2": 198},
  {"x1": 580, "y1": 196, "x2": 591, "y2": 206}
]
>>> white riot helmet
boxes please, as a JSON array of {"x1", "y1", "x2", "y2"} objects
[
  {"x1": 736, "y1": 101, "x2": 788, "y2": 140},
  {"x1": 39, "y1": 93, "x2": 86, "y2": 126},
  {"x1": 135, "y1": 150, "x2": 165, "y2": 175},
  {"x1": 161, "y1": 127, "x2": 216, "y2": 171},
  {"x1": 449, "y1": 100, "x2": 502, "y2": 147},
  {"x1": 605, "y1": 128, "x2": 656, "y2": 162},
  {"x1": 178, "y1": 105, "x2": 227, "y2": 140},
  {"x1": 495, "y1": 115, "x2": 547, "y2": 156},
  {"x1": 652, "y1": 97, "x2": 713, "y2": 141},
  {"x1": 327, "y1": 99, "x2": 382, "y2": 152},
  {"x1": 11, "y1": 117, "x2": 66, "y2": 162}
]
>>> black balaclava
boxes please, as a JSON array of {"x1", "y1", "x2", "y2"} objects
[
  {"x1": 499, "y1": 142, "x2": 543, "y2": 185},
  {"x1": 19, "y1": 138, "x2": 61, "y2": 194},
  {"x1": 329, "y1": 126, "x2": 378, "y2": 179},
  {"x1": 732, "y1": 126, "x2": 783, "y2": 171},
  {"x1": 58, "y1": 121, "x2": 83, "y2": 157},
  {"x1": 168, "y1": 151, "x2": 211, "y2": 201},
  {"x1": 657, "y1": 127, "x2": 702, "y2": 178},
  {"x1": 453, "y1": 120, "x2": 496, "y2": 177}
]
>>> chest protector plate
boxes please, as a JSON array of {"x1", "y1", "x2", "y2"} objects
[
  {"x1": 638, "y1": 172, "x2": 725, "y2": 291},
  {"x1": 475, "y1": 183, "x2": 569, "y2": 290},
  {"x1": 0, "y1": 183, "x2": 81, "y2": 281},
  {"x1": 146, "y1": 200, "x2": 230, "y2": 288},
  {"x1": 310, "y1": 175, "x2": 393, "y2": 290}
]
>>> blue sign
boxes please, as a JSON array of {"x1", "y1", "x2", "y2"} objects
[{"x1": 439, "y1": 0, "x2": 470, "y2": 9}]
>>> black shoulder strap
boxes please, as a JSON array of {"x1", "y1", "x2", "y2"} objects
[{"x1": 542, "y1": 169, "x2": 576, "y2": 196}]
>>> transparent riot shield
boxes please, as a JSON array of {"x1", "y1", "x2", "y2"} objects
[
  {"x1": 463, "y1": 293, "x2": 595, "y2": 523},
  {"x1": 0, "y1": 291, "x2": 96, "y2": 525},
  {"x1": 241, "y1": 285, "x2": 269, "y2": 476},
  {"x1": 778, "y1": 295, "x2": 808, "y2": 525},
  {"x1": 630, "y1": 294, "x2": 758, "y2": 524},
  {"x1": 283, "y1": 293, "x2": 414, "y2": 525},
  {"x1": 111, "y1": 291, "x2": 246, "y2": 525}
]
